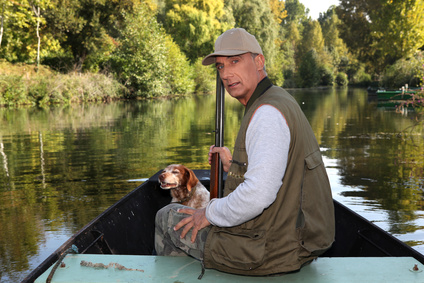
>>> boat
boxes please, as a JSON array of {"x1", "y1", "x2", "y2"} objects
[
  {"x1": 376, "y1": 89, "x2": 416, "y2": 101},
  {"x1": 23, "y1": 169, "x2": 424, "y2": 282}
]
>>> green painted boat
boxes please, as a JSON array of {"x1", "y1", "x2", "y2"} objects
[
  {"x1": 23, "y1": 170, "x2": 424, "y2": 282},
  {"x1": 376, "y1": 89, "x2": 416, "y2": 101}
]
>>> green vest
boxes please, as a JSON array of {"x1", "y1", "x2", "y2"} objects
[{"x1": 204, "y1": 79, "x2": 335, "y2": 275}]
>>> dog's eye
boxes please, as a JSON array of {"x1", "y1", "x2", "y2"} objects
[{"x1": 172, "y1": 170, "x2": 179, "y2": 174}]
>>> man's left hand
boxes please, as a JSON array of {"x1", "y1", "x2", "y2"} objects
[{"x1": 174, "y1": 208, "x2": 211, "y2": 243}]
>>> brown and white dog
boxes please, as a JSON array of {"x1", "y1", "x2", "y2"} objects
[{"x1": 159, "y1": 164, "x2": 210, "y2": 209}]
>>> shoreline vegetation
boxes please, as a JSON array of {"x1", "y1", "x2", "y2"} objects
[
  {"x1": 1, "y1": 1, "x2": 423, "y2": 108},
  {"x1": 0, "y1": 61, "x2": 127, "y2": 107}
]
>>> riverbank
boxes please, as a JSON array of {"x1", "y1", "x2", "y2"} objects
[{"x1": 0, "y1": 61, "x2": 128, "y2": 107}]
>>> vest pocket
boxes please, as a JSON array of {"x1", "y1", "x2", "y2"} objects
[
  {"x1": 208, "y1": 228, "x2": 266, "y2": 271},
  {"x1": 305, "y1": 150, "x2": 323, "y2": 169}
]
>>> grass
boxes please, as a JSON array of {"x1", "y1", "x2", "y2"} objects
[{"x1": 0, "y1": 60, "x2": 127, "y2": 107}]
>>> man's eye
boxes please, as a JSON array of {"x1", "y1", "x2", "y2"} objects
[
  {"x1": 231, "y1": 59, "x2": 239, "y2": 64},
  {"x1": 217, "y1": 65, "x2": 223, "y2": 70}
]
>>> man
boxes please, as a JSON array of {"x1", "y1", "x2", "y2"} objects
[{"x1": 155, "y1": 28, "x2": 335, "y2": 276}]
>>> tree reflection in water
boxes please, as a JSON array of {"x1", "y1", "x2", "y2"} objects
[{"x1": 0, "y1": 89, "x2": 423, "y2": 282}]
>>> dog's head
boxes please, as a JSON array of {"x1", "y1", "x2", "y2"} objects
[{"x1": 159, "y1": 164, "x2": 199, "y2": 192}]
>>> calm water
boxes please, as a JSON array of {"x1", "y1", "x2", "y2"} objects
[{"x1": 1, "y1": 88, "x2": 423, "y2": 282}]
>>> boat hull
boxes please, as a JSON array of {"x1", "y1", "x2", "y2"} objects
[{"x1": 23, "y1": 170, "x2": 424, "y2": 282}]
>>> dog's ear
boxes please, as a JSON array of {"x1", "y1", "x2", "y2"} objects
[{"x1": 186, "y1": 168, "x2": 199, "y2": 192}]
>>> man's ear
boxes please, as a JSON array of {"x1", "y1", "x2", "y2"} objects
[{"x1": 255, "y1": 54, "x2": 265, "y2": 71}]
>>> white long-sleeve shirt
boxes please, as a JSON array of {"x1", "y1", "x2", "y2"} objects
[{"x1": 206, "y1": 104, "x2": 291, "y2": 227}]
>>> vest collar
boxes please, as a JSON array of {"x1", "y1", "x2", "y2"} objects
[{"x1": 244, "y1": 77, "x2": 273, "y2": 115}]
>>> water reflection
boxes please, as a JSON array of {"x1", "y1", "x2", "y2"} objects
[{"x1": 0, "y1": 88, "x2": 423, "y2": 282}]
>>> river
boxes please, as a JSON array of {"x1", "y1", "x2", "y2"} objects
[{"x1": 0, "y1": 87, "x2": 423, "y2": 282}]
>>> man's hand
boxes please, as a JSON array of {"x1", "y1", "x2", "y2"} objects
[
  {"x1": 208, "y1": 145, "x2": 232, "y2": 172},
  {"x1": 174, "y1": 208, "x2": 211, "y2": 243}
]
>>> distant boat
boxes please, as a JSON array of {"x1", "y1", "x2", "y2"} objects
[{"x1": 376, "y1": 89, "x2": 416, "y2": 101}]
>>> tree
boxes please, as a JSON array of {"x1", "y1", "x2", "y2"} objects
[
  {"x1": 279, "y1": 0, "x2": 309, "y2": 86},
  {"x1": 280, "y1": 21, "x2": 301, "y2": 87},
  {"x1": 161, "y1": 0, "x2": 230, "y2": 63},
  {"x1": 297, "y1": 20, "x2": 325, "y2": 64},
  {"x1": 269, "y1": 0, "x2": 287, "y2": 24},
  {"x1": 29, "y1": 0, "x2": 53, "y2": 70},
  {"x1": 282, "y1": 0, "x2": 308, "y2": 28},
  {"x1": 319, "y1": 6, "x2": 349, "y2": 72},
  {"x1": 0, "y1": 0, "x2": 60, "y2": 63},
  {"x1": 336, "y1": 0, "x2": 376, "y2": 69},
  {"x1": 43, "y1": 0, "x2": 139, "y2": 71},
  {"x1": 297, "y1": 49, "x2": 320, "y2": 87},
  {"x1": 109, "y1": 3, "x2": 194, "y2": 97},
  {"x1": 371, "y1": 0, "x2": 424, "y2": 67},
  {"x1": 226, "y1": 0, "x2": 283, "y2": 84},
  {"x1": 337, "y1": 0, "x2": 424, "y2": 73},
  {"x1": 0, "y1": 1, "x2": 5, "y2": 47}
]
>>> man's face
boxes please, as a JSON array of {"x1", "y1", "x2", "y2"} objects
[{"x1": 215, "y1": 53, "x2": 265, "y2": 106}]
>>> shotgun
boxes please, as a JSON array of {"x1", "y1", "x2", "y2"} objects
[{"x1": 210, "y1": 70, "x2": 225, "y2": 199}]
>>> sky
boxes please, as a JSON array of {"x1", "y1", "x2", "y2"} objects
[{"x1": 300, "y1": 0, "x2": 340, "y2": 19}]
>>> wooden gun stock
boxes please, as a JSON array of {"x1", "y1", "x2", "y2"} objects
[{"x1": 210, "y1": 152, "x2": 220, "y2": 199}]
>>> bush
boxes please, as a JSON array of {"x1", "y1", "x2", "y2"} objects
[
  {"x1": 0, "y1": 75, "x2": 33, "y2": 106},
  {"x1": 297, "y1": 49, "x2": 320, "y2": 88},
  {"x1": 108, "y1": 4, "x2": 195, "y2": 98},
  {"x1": 382, "y1": 51, "x2": 424, "y2": 88},
  {"x1": 42, "y1": 53, "x2": 75, "y2": 73},
  {"x1": 319, "y1": 65, "x2": 334, "y2": 86},
  {"x1": 0, "y1": 61, "x2": 126, "y2": 107},
  {"x1": 335, "y1": 72, "x2": 348, "y2": 86},
  {"x1": 164, "y1": 37, "x2": 195, "y2": 95},
  {"x1": 283, "y1": 69, "x2": 297, "y2": 88},
  {"x1": 350, "y1": 66, "x2": 373, "y2": 87},
  {"x1": 193, "y1": 58, "x2": 215, "y2": 93}
]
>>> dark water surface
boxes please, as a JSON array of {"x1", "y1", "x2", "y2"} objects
[{"x1": 1, "y1": 88, "x2": 423, "y2": 282}]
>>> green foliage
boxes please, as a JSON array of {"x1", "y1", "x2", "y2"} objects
[
  {"x1": 280, "y1": 22, "x2": 300, "y2": 87},
  {"x1": 109, "y1": 4, "x2": 194, "y2": 97},
  {"x1": 226, "y1": 0, "x2": 282, "y2": 84},
  {"x1": 161, "y1": 0, "x2": 230, "y2": 63},
  {"x1": 382, "y1": 51, "x2": 424, "y2": 88},
  {"x1": 192, "y1": 57, "x2": 215, "y2": 93},
  {"x1": 164, "y1": 37, "x2": 196, "y2": 94},
  {"x1": 336, "y1": 0, "x2": 376, "y2": 69},
  {"x1": 297, "y1": 20, "x2": 325, "y2": 64},
  {"x1": 41, "y1": 52, "x2": 75, "y2": 73},
  {"x1": 0, "y1": 0, "x2": 61, "y2": 63},
  {"x1": 282, "y1": 0, "x2": 308, "y2": 27},
  {"x1": 282, "y1": 69, "x2": 296, "y2": 88},
  {"x1": 349, "y1": 65, "x2": 372, "y2": 87},
  {"x1": 319, "y1": 65, "x2": 334, "y2": 86},
  {"x1": 0, "y1": 75, "x2": 32, "y2": 106},
  {"x1": 2, "y1": 0, "x2": 423, "y2": 95},
  {"x1": 335, "y1": 72, "x2": 348, "y2": 86},
  {"x1": 319, "y1": 7, "x2": 349, "y2": 72},
  {"x1": 43, "y1": 0, "x2": 137, "y2": 71},
  {"x1": 269, "y1": 0, "x2": 287, "y2": 24},
  {"x1": 337, "y1": 0, "x2": 424, "y2": 74},
  {"x1": 0, "y1": 61, "x2": 125, "y2": 107},
  {"x1": 371, "y1": 0, "x2": 424, "y2": 67},
  {"x1": 297, "y1": 49, "x2": 320, "y2": 88}
]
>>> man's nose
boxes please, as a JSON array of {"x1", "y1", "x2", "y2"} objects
[{"x1": 219, "y1": 68, "x2": 232, "y2": 80}]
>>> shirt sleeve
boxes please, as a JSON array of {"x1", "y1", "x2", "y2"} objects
[{"x1": 206, "y1": 104, "x2": 290, "y2": 227}]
